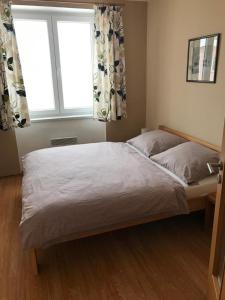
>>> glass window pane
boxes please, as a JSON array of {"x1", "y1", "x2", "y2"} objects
[
  {"x1": 57, "y1": 21, "x2": 93, "y2": 109},
  {"x1": 14, "y1": 19, "x2": 56, "y2": 112}
]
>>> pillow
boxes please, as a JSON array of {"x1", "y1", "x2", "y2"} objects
[
  {"x1": 127, "y1": 130, "x2": 187, "y2": 157},
  {"x1": 151, "y1": 142, "x2": 219, "y2": 184}
]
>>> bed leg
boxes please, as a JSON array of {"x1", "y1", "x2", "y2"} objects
[{"x1": 30, "y1": 248, "x2": 39, "y2": 275}]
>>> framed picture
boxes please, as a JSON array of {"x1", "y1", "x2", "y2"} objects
[{"x1": 186, "y1": 33, "x2": 220, "y2": 83}]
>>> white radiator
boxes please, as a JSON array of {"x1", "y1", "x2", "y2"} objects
[{"x1": 51, "y1": 137, "x2": 78, "y2": 147}]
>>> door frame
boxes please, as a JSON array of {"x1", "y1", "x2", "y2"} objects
[{"x1": 208, "y1": 121, "x2": 225, "y2": 300}]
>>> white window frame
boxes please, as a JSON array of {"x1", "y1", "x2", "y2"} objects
[{"x1": 12, "y1": 6, "x2": 94, "y2": 119}]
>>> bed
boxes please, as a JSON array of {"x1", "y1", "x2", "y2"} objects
[{"x1": 20, "y1": 126, "x2": 220, "y2": 274}]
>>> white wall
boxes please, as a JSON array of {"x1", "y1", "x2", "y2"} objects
[
  {"x1": 16, "y1": 118, "x2": 106, "y2": 157},
  {"x1": 146, "y1": 0, "x2": 225, "y2": 146}
]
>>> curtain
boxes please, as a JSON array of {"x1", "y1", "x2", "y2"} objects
[
  {"x1": 93, "y1": 5, "x2": 127, "y2": 122},
  {"x1": 0, "y1": 0, "x2": 30, "y2": 131}
]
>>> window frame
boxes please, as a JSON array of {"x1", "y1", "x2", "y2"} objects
[{"x1": 12, "y1": 6, "x2": 94, "y2": 120}]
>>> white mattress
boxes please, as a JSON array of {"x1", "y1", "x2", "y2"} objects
[
  {"x1": 184, "y1": 175, "x2": 217, "y2": 199},
  {"x1": 150, "y1": 159, "x2": 217, "y2": 199}
]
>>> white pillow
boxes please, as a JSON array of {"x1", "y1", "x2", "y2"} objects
[{"x1": 127, "y1": 130, "x2": 187, "y2": 157}]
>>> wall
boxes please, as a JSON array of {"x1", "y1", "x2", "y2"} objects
[
  {"x1": 0, "y1": 131, "x2": 20, "y2": 177},
  {"x1": 146, "y1": 0, "x2": 225, "y2": 146},
  {"x1": 16, "y1": 119, "x2": 106, "y2": 157},
  {"x1": 107, "y1": 1, "x2": 147, "y2": 142}
]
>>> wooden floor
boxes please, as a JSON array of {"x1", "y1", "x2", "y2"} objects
[{"x1": 0, "y1": 175, "x2": 211, "y2": 300}]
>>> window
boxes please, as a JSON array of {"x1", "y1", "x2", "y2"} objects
[{"x1": 12, "y1": 6, "x2": 94, "y2": 119}]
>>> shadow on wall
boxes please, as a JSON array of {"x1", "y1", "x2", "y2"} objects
[{"x1": 0, "y1": 130, "x2": 20, "y2": 177}]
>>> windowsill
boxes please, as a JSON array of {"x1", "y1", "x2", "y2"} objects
[{"x1": 31, "y1": 114, "x2": 93, "y2": 123}]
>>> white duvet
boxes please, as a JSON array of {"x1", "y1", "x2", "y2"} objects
[{"x1": 21, "y1": 142, "x2": 189, "y2": 249}]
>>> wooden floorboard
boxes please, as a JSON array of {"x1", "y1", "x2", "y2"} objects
[{"x1": 0, "y1": 175, "x2": 211, "y2": 300}]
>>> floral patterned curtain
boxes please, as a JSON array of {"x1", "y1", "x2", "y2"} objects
[
  {"x1": 0, "y1": 0, "x2": 30, "y2": 130},
  {"x1": 93, "y1": 5, "x2": 127, "y2": 122}
]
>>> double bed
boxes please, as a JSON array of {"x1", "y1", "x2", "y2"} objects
[{"x1": 20, "y1": 126, "x2": 220, "y2": 273}]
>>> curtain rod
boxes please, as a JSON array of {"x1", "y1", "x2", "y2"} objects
[{"x1": 12, "y1": 0, "x2": 125, "y2": 7}]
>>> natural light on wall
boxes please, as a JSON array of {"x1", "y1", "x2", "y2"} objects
[{"x1": 13, "y1": 6, "x2": 94, "y2": 119}]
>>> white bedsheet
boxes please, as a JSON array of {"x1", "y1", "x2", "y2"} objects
[{"x1": 184, "y1": 175, "x2": 217, "y2": 199}]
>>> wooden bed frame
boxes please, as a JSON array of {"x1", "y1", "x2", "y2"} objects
[{"x1": 30, "y1": 125, "x2": 221, "y2": 274}]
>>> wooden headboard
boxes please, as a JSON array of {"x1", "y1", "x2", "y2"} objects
[{"x1": 159, "y1": 125, "x2": 221, "y2": 152}]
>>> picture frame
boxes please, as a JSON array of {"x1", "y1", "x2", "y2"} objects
[{"x1": 186, "y1": 33, "x2": 221, "y2": 83}]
